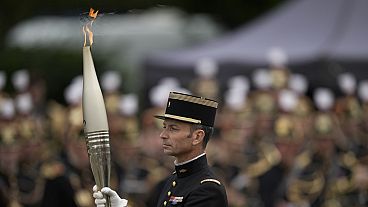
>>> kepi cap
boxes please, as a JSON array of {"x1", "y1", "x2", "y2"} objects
[{"x1": 155, "y1": 92, "x2": 218, "y2": 127}]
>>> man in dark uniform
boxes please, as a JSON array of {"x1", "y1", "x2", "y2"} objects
[{"x1": 93, "y1": 91, "x2": 228, "y2": 207}]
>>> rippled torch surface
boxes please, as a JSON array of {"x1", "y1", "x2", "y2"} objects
[{"x1": 83, "y1": 46, "x2": 111, "y2": 207}]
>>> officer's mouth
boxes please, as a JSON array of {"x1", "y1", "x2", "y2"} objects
[{"x1": 162, "y1": 143, "x2": 171, "y2": 148}]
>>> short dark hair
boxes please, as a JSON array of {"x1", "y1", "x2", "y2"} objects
[{"x1": 189, "y1": 124, "x2": 214, "y2": 149}]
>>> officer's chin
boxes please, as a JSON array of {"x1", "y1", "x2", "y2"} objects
[
  {"x1": 163, "y1": 149, "x2": 172, "y2": 154},
  {"x1": 162, "y1": 148, "x2": 173, "y2": 155}
]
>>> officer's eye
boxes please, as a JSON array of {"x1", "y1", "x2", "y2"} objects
[{"x1": 168, "y1": 126, "x2": 179, "y2": 131}]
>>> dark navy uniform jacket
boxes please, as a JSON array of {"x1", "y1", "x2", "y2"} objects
[{"x1": 156, "y1": 154, "x2": 228, "y2": 207}]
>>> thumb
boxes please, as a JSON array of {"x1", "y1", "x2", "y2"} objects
[{"x1": 93, "y1": 185, "x2": 98, "y2": 192}]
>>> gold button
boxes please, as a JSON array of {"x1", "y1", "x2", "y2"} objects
[
  {"x1": 164, "y1": 201, "x2": 167, "y2": 206},
  {"x1": 167, "y1": 191, "x2": 171, "y2": 196},
  {"x1": 172, "y1": 181, "x2": 176, "y2": 187}
]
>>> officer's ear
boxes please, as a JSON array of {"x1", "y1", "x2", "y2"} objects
[{"x1": 192, "y1": 129, "x2": 205, "y2": 146}]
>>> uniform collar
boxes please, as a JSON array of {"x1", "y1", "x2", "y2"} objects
[{"x1": 174, "y1": 153, "x2": 208, "y2": 178}]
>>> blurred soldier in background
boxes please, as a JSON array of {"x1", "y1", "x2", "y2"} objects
[
  {"x1": 110, "y1": 93, "x2": 151, "y2": 207},
  {"x1": 0, "y1": 70, "x2": 45, "y2": 207},
  {"x1": 101, "y1": 70, "x2": 122, "y2": 116},
  {"x1": 210, "y1": 75, "x2": 251, "y2": 207},
  {"x1": 0, "y1": 98, "x2": 21, "y2": 207},
  {"x1": 190, "y1": 57, "x2": 220, "y2": 100},
  {"x1": 249, "y1": 68, "x2": 276, "y2": 141},
  {"x1": 260, "y1": 114, "x2": 300, "y2": 207},
  {"x1": 351, "y1": 80, "x2": 368, "y2": 206},
  {"x1": 335, "y1": 73, "x2": 364, "y2": 155},
  {"x1": 358, "y1": 80, "x2": 368, "y2": 146},
  {"x1": 63, "y1": 76, "x2": 96, "y2": 207},
  {"x1": 13, "y1": 89, "x2": 46, "y2": 207},
  {"x1": 249, "y1": 89, "x2": 301, "y2": 207},
  {"x1": 288, "y1": 73, "x2": 313, "y2": 144},
  {"x1": 288, "y1": 73, "x2": 312, "y2": 117},
  {"x1": 277, "y1": 88, "x2": 360, "y2": 207},
  {"x1": 267, "y1": 48, "x2": 290, "y2": 94},
  {"x1": 229, "y1": 68, "x2": 277, "y2": 206},
  {"x1": 39, "y1": 77, "x2": 80, "y2": 207}
]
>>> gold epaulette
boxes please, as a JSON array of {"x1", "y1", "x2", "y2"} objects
[
  {"x1": 41, "y1": 161, "x2": 64, "y2": 179},
  {"x1": 294, "y1": 151, "x2": 311, "y2": 169},
  {"x1": 287, "y1": 171, "x2": 325, "y2": 202},
  {"x1": 200, "y1": 179, "x2": 221, "y2": 186},
  {"x1": 246, "y1": 142, "x2": 281, "y2": 178}
]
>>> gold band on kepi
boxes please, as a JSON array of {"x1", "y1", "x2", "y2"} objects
[{"x1": 155, "y1": 92, "x2": 218, "y2": 127}]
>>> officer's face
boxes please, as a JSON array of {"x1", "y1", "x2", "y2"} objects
[{"x1": 160, "y1": 119, "x2": 195, "y2": 160}]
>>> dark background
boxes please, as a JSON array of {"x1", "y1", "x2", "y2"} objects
[
  {"x1": 1, "y1": 0, "x2": 286, "y2": 46},
  {"x1": 0, "y1": 0, "x2": 286, "y2": 103}
]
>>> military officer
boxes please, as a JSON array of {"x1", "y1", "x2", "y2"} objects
[{"x1": 93, "y1": 91, "x2": 228, "y2": 207}]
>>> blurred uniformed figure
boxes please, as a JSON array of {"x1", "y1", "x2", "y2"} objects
[
  {"x1": 46, "y1": 100, "x2": 68, "y2": 152},
  {"x1": 335, "y1": 73, "x2": 360, "y2": 118},
  {"x1": 101, "y1": 70, "x2": 122, "y2": 115},
  {"x1": 335, "y1": 73, "x2": 364, "y2": 154},
  {"x1": 0, "y1": 71, "x2": 46, "y2": 207},
  {"x1": 288, "y1": 73, "x2": 313, "y2": 117},
  {"x1": 110, "y1": 93, "x2": 151, "y2": 207},
  {"x1": 240, "y1": 89, "x2": 300, "y2": 207},
  {"x1": 93, "y1": 92, "x2": 228, "y2": 207},
  {"x1": 267, "y1": 48, "x2": 290, "y2": 92},
  {"x1": 209, "y1": 76, "x2": 251, "y2": 207},
  {"x1": 117, "y1": 94, "x2": 140, "y2": 143},
  {"x1": 64, "y1": 76, "x2": 97, "y2": 207},
  {"x1": 354, "y1": 80, "x2": 368, "y2": 206},
  {"x1": 0, "y1": 98, "x2": 22, "y2": 207},
  {"x1": 228, "y1": 68, "x2": 276, "y2": 206},
  {"x1": 33, "y1": 78, "x2": 80, "y2": 207},
  {"x1": 288, "y1": 74, "x2": 313, "y2": 145},
  {"x1": 190, "y1": 57, "x2": 220, "y2": 100},
  {"x1": 249, "y1": 68, "x2": 277, "y2": 141},
  {"x1": 101, "y1": 77, "x2": 139, "y2": 203},
  {"x1": 258, "y1": 114, "x2": 301, "y2": 207},
  {"x1": 276, "y1": 89, "x2": 306, "y2": 147},
  {"x1": 42, "y1": 76, "x2": 92, "y2": 207},
  {"x1": 218, "y1": 75, "x2": 252, "y2": 141},
  {"x1": 14, "y1": 94, "x2": 46, "y2": 207},
  {"x1": 358, "y1": 80, "x2": 368, "y2": 147},
  {"x1": 0, "y1": 85, "x2": 52, "y2": 207},
  {"x1": 276, "y1": 88, "x2": 360, "y2": 207}
]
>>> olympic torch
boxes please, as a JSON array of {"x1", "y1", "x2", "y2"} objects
[{"x1": 82, "y1": 9, "x2": 111, "y2": 207}]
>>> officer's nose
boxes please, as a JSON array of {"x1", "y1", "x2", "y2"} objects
[{"x1": 160, "y1": 129, "x2": 168, "y2": 139}]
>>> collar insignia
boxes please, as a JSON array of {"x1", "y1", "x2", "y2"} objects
[{"x1": 179, "y1": 169, "x2": 187, "y2": 173}]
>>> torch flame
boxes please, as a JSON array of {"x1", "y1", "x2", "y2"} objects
[
  {"x1": 89, "y1": 8, "x2": 99, "y2": 19},
  {"x1": 83, "y1": 8, "x2": 99, "y2": 47}
]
